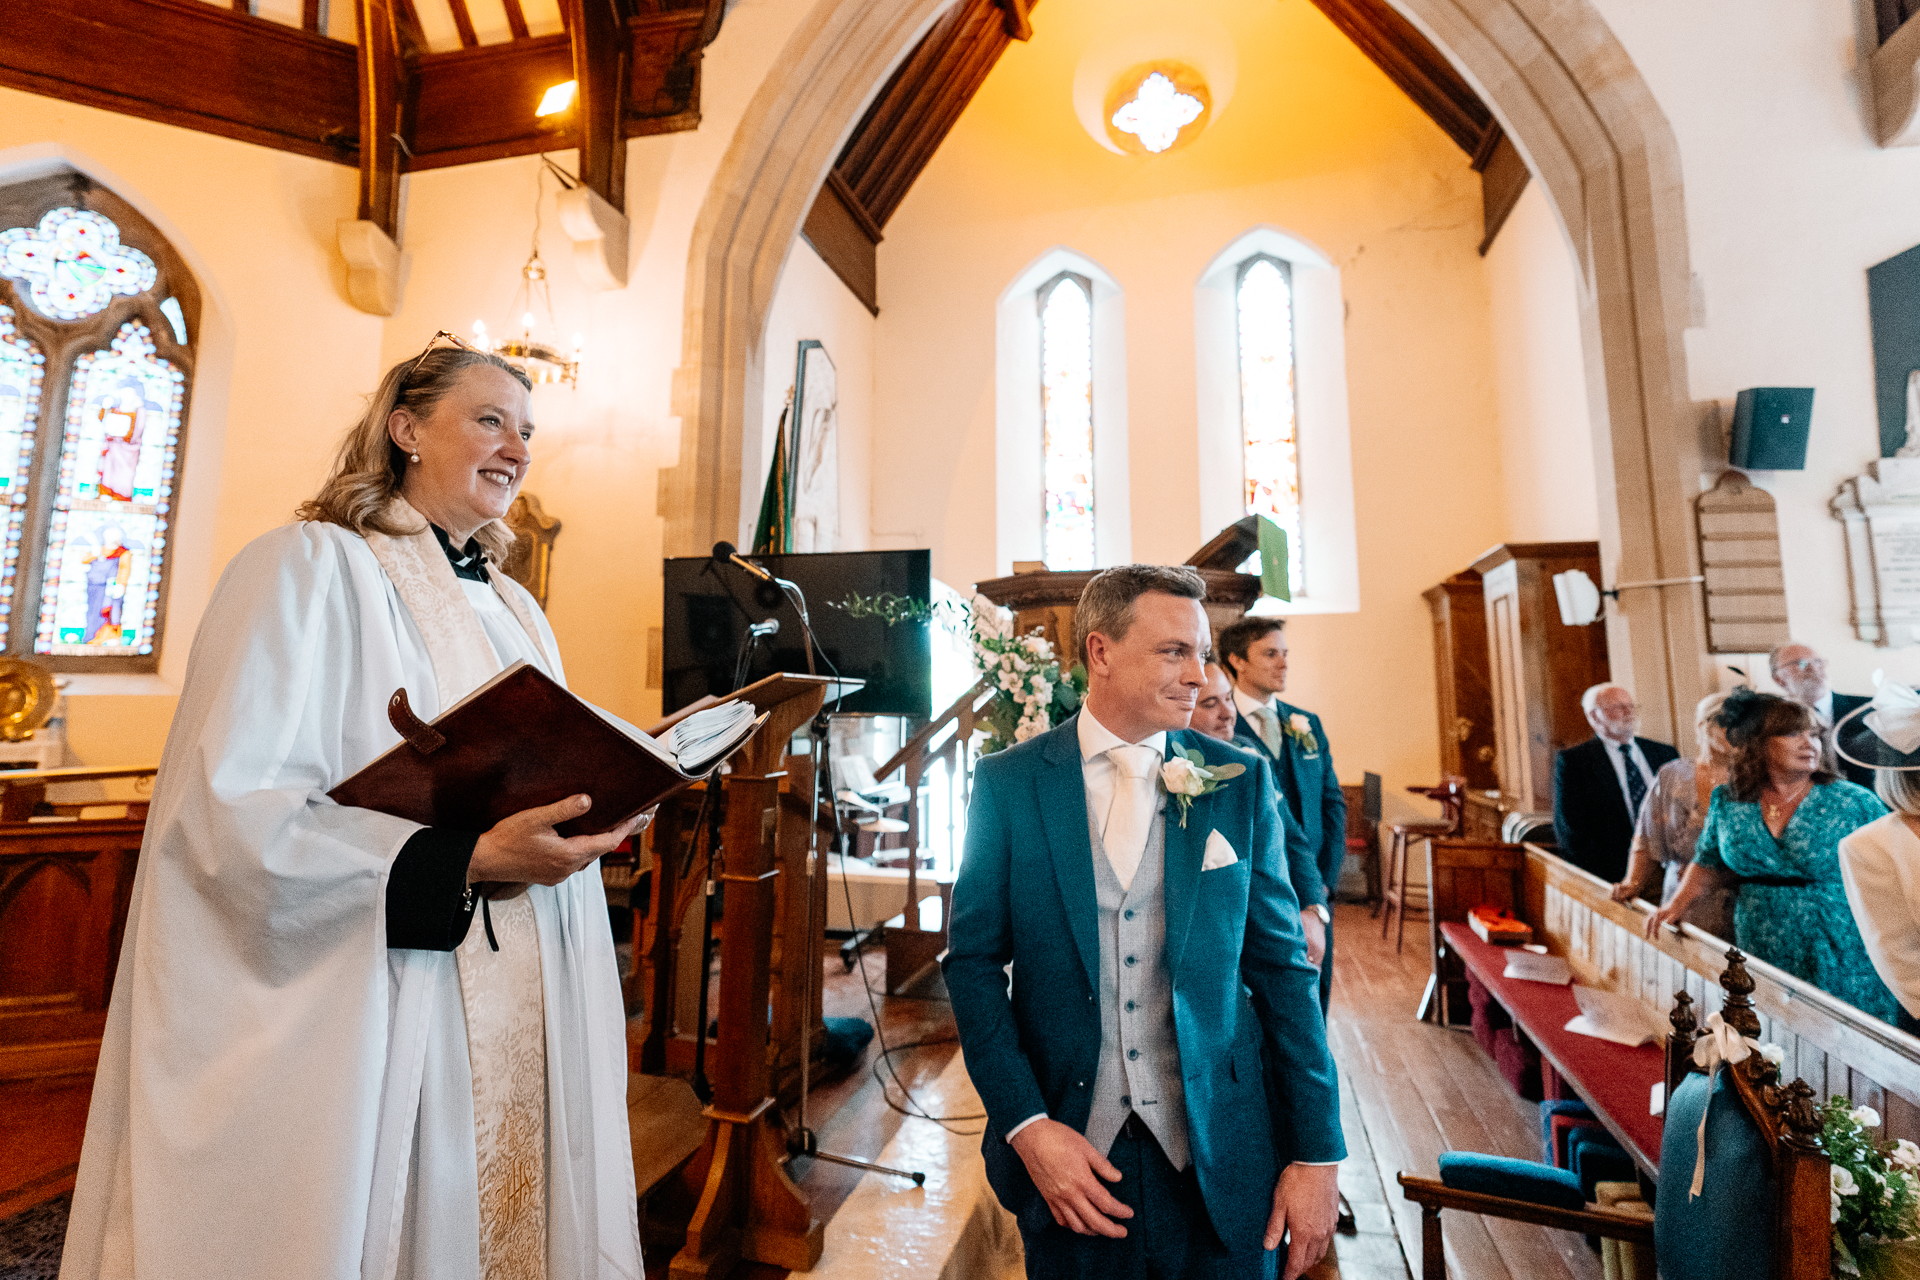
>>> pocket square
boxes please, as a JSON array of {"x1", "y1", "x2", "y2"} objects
[{"x1": 1201, "y1": 830, "x2": 1239, "y2": 871}]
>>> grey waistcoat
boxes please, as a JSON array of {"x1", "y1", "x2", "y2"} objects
[{"x1": 1084, "y1": 803, "x2": 1192, "y2": 1169}]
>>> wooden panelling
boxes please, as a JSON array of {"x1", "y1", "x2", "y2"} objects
[
  {"x1": 1304, "y1": 0, "x2": 1492, "y2": 154},
  {"x1": 1474, "y1": 126, "x2": 1530, "y2": 254},
  {"x1": 1424, "y1": 570, "x2": 1499, "y2": 790},
  {"x1": 0, "y1": 0, "x2": 360, "y2": 165},
  {"x1": 0, "y1": 0, "x2": 714, "y2": 176},
  {"x1": 1475, "y1": 543, "x2": 1610, "y2": 814},
  {"x1": 801, "y1": 172, "x2": 880, "y2": 315},
  {"x1": 0, "y1": 820, "x2": 144, "y2": 1081}
]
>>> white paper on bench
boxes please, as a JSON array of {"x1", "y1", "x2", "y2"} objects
[
  {"x1": 1503, "y1": 952, "x2": 1572, "y2": 985},
  {"x1": 1564, "y1": 985, "x2": 1667, "y2": 1047}
]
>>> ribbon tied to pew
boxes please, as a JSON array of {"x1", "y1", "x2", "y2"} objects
[{"x1": 1688, "y1": 1012, "x2": 1756, "y2": 1199}]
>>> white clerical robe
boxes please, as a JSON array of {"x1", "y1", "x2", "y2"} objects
[{"x1": 60, "y1": 518, "x2": 641, "y2": 1280}]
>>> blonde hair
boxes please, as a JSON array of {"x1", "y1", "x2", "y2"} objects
[
  {"x1": 1876, "y1": 769, "x2": 1920, "y2": 817},
  {"x1": 1694, "y1": 691, "x2": 1730, "y2": 760},
  {"x1": 297, "y1": 347, "x2": 531, "y2": 564}
]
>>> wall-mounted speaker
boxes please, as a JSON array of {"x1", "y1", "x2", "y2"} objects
[{"x1": 1728, "y1": 387, "x2": 1814, "y2": 470}]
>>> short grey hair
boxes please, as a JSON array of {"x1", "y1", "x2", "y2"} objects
[
  {"x1": 1073, "y1": 564, "x2": 1207, "y2": 667},
  {"x1": 1878, "y1": 769, "x2": 1920, "y2": 817},
  {"x1": 1580, "y1": 682, "x2": 1633, "y2": 716},
  {"x1": 1769, "y1": 641, "x2": 1818, "y2": 674}
]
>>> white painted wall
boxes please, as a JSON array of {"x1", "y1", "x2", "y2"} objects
[
  {"x1": 1481, "y1": 182, "x2": 1599, "y2": 546},
  {"x1": 1584, "y1": 0, "x2": 1920, "y2": 696}
]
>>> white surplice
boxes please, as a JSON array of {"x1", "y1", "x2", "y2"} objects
[{"x1": 60, "y1": 511, "x2": 640, "y2": 1280}]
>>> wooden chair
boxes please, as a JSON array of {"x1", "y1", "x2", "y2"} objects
[{"x1": 1398, "y1": 949, "x2": 1832, "y2": 1280}]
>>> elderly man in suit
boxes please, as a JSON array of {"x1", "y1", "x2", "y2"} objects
[
  {"x1": 1552, "y1": 683, "x2": 1680, "y2": 882},
  {"x1": 1772, "y1": 641, "x2": 1871, "y2": 787},
  {"x1": 1218, "y1": 618, "x2": 1346, "y2": 1014},
  {"x1": 945, "y1": 565, "x2": 1343, "y2": 1280}
]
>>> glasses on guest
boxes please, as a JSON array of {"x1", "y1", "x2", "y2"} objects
[
  {"x1": 401, "y1": 330, "x2": 477, "y2": 386},
  {"x1": 1779, "y1": 658, "x2": 1825, "y2": 674}
]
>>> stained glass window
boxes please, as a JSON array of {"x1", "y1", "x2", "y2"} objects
[
  {"x1": 1237, "y1": 256, "x2": 1303, "y2": 592},
  {"x1": 0, "y1": 208, "x2": 157, "y2": 322},
  {"x1": 1040, "y1": 273, "x2": 1095, "y2": 571},
  {"x1": 0, "y1": 307, "x2": 45, "y2": 640},
  {"x1": 34, "y1": 321, "x2": 183, "y2": 656}
]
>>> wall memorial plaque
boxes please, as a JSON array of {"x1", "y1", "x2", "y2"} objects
[{"x1": 1832, "y1": 457, "x2": 1920, "y2": 646}]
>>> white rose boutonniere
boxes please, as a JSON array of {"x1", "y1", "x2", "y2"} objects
[
  {"x1": 1160, "y1": 749, "x2": 1246, "y2": 828},
  {"x1": 1285, "y1": 712, "x2": 1319, "y2": 756}
]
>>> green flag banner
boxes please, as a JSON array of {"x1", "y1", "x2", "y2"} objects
[
  {"x1": 1257, "y1": 515, "x2": 1291, "y2": 602},
  {"x1": 751, "y1": 403, "x2": 791, "y2": 555}
]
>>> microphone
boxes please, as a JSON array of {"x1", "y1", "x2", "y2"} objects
[
  {"x1": 713, "y1": 541, "x2": 776, "y2": 585},
  {"x1": 748, "y1": 618, "x2": 780, "y2": 638}
]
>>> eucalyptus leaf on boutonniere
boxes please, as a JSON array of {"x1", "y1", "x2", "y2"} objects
[
  {"x1": 1286, "y1": 711, "x2": 1319, "y2": 758},
  {"x1": 1160, "y1": 749, "x2": 1245, "y2": 828}
]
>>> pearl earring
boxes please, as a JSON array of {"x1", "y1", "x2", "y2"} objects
[{"x1": 410, "y1": 452, "x2": 420, "y2": 463}]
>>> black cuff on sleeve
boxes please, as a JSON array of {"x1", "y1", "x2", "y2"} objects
[{"x1": 387, "y1": 827, "x2": 481, "y2": 951}]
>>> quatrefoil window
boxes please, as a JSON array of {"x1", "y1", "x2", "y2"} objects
[{"x1": 0, "y1": 208, "x2": 157, "y2": 322}]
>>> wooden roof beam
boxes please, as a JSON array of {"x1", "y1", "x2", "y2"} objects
[
  {"x1": 555, "y1": 0, "x2": 632, "y2": 288},
  {"x1": 340, "y1": 0, "x2": 413, "y2": 314}
]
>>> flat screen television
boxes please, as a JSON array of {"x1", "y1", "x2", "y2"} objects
[{"x1": 661, "y1": 550, "x2": 932, "y2": 718}]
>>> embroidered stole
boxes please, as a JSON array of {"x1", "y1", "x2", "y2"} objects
[{"x1": 364, "y1": 498, "x2": 554, "y2": 1280}]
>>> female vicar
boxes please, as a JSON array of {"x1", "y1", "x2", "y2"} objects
[{"x1": 60, "y1": 335, "x2": 647, "y2": 1280}]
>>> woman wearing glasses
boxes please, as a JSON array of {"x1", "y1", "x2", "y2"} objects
[{"x1": 63, "y1": 339, "x2": 646, "y2": 1280}]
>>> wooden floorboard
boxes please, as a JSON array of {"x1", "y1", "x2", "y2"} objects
[{"x1": 1328, "y1": 904, "x2": 1602, "y2": 1280}]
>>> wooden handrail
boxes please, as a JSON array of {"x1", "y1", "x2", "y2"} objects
[{"x1": 874, "y1": 679, "x2": 993, "y2": 783}]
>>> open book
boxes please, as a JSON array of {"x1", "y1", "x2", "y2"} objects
[{"x1": 329, "y1": 661, "x2": 764, "y2": 837}]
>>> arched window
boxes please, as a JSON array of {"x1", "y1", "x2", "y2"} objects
[
  {"x1": 0, "y1": 172, "x2": 196, "y2": 672},
  {"x1": 1236, "y1": 254, "x2": 1303, "y2": 591},
  {"x1": 1038, "y1": 272, "x2": 1095, "y2": 570}
]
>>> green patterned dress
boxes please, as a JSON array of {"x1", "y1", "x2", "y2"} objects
[{"x1": 1694, "y1": 780, "x2": 1899, "y2": 1023}]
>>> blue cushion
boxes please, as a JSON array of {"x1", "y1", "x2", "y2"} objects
[
  {"x1": 1567, "y1": 1128, "x2": 1636, "y2": 1200},
  {"x1": 1540, "y1": 1098, "x2": 1595, "y2": 1165},
  {"x1": 1655, "y1": 1072, "x2": 1775, "y2": 1280},
  {"x1": 1438, "y1": 1152, "x2": 1586, "y2": 1212}
]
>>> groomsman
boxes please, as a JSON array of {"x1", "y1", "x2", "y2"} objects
[{"x1": 1219, "y1": 617, "x2": 1346, "y2": 1015}]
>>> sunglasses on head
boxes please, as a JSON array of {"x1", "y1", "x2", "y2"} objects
[{"x1": 401, "y1": 330, "x2": 478, "y2": 387}]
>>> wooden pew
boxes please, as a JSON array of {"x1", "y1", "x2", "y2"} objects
[{"x1": 1399, "y1": 949, "x2": 1833, "y2": 1280}]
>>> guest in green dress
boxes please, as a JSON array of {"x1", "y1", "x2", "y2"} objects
[{"x1": 1650, "y1": 690, "x2": 1898, "y2": 1023}]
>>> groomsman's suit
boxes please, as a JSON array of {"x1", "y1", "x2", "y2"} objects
[
  {"x1": 945, "y1": 711, "x2": 1345, "y2": 1277},
  {"x1": 1233, "y1": 693, "x2": 1347, "y2": 1014}
]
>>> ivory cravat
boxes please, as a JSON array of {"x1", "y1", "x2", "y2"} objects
[{"x1": 1102, "y1": 744, "x2": 1162, "y2": 891}]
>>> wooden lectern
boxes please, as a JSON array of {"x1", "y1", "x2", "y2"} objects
[{"x1": 663, "y1": 673, "x2": 834, "y2": 1279}]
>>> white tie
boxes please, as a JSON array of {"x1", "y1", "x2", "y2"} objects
[{"x1": 1104, "y1": 745, "x2": 1162, "y2": 891}]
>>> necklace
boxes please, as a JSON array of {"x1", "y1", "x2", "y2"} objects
[{"x1": 1763, "y1": 779, "x2": 1813, "y2": 827}]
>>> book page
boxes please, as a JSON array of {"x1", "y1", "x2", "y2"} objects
[{"x1": 1503, "y1": 952, "x2": 1571, "y2": 985}]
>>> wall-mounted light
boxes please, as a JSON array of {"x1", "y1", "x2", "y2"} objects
[
  {"x1": 1552, "y1": 568, "x2": 1706, "y2": 627},
  {"x1": 536, "y1": 80, "x2": 578, "y2": 117}
]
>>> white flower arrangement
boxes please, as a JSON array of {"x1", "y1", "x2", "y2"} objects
[
  {"x1": 957, "y1": 597, "x2": 1085, "y2": 755},
  {"x1": 1822, "y1": 1093, "x2": 1920, "y2": 1276}
]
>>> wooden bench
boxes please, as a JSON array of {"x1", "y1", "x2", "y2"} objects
[{"x1": 1400, "y1": 948, "x2": 1832, "y2": 1280}]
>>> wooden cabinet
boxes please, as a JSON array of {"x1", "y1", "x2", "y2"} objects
[
  {"x1": 1423, "y1": 571, "x2": 1499, "y2": 792},
  {"x1": 1472, "y1": 542, "x2": 1610, "y2": 814}
]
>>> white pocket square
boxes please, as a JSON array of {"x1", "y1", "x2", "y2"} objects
[{"x1": 1201, "y1": 830, "x2": 1239, "y2": 871}]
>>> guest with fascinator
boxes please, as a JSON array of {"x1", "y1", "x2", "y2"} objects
[
  {"x1": 1837, "y1": 676, "x2": 1920, "y2": 1036},
  {"x1": 1609, "y1": 691, "x2": 1737, "y2": 939},
  {"x1": 1648, "y1": 689, "x2": 1899, "y2": 1023}
]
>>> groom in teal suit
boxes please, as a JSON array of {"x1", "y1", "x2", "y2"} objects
[
  {"x1": 945, "y1": 566, "x2": 1343, "y2": 1280},
  {"x1": 1219, "y1": 617, "x2": 1347, "y2": 1016}
]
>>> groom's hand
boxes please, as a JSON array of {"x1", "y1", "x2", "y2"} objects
[
  {"x1": 1300, "y1": 910, "x2": 1327, "y2": 966},
  {"x1": 1009, "y1": 1118, "x2": 1133, "y2": 1237},
  {"x1": 1266, "y1": 1161, "x2": 1339, "y2": 1279}
]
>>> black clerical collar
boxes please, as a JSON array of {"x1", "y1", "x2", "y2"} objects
[{"x1": 430, "y1": 523, "x2": 490, "y2": 583}]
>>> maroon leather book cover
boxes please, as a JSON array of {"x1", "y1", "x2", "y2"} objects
[{"x1": 328, "y1": 662, "x2": 760, "y2": 836}]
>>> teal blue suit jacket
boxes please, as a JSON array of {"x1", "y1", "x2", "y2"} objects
[
  {"x1": 1235, "y1": 699, "x2": 1347, "y2": 904},
  {"x1": 943, "y1": 716, "x2": 1346, "y2": 1256}
]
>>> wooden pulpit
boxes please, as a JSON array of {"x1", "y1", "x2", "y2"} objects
[{"x1": 663, "y1": 673, "x2": 834, "y2": 1279}]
